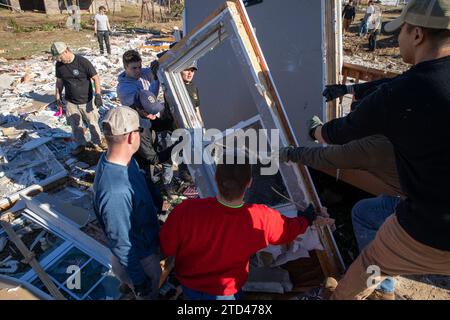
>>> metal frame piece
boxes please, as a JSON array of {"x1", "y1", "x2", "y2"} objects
[{"x1": 0, "y1": 197, "x2": 117, "y2": 300}]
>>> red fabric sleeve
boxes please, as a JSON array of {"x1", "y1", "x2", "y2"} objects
[
  {"x1": 159, "y1": 202, "x2": 184, "y2": 257},
  {"x1": 263, "y1": 207, "x2": 309, "y2": 245}
]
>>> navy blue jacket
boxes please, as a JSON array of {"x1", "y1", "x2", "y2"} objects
[{"x1": 93, "y1": 154, "x2": 160, "y2": 284}]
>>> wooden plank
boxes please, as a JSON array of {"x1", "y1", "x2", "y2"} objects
[
  {"x1": 342, "y1": 62, "x2": 400, "y2": 81},
  {"x1": 325, "y1": 0, "x2": 340, "y2": 121}
]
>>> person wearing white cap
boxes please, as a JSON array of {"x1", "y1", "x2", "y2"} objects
[
  {"x1": 52, "y1": 41, "x2": 106, "y2": 155},
  {"x1": 309, "y1": 0, "x2": 450, "y2": 300}
]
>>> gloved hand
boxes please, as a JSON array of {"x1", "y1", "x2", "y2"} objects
[
  {"x1": 297, "y1": 204, "x2": 317, "y2": 227},
  {"x1": 322, "y1": 84, "x2": 348, "y2": 102},
  {"x1": 308, "y1": 116, "x2": 323, "y2": 140},
  {"x1": 279, "y1": 146, "x2": 295, "y2": 163},
  {"x1": 94, "y1": 93, "x2": 103, "y2": 107}
]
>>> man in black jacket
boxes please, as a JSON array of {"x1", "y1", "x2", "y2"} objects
[
  {"x1": 342, "y1": 0, "x2": 356, "y2": 33},
  {"x1": 311, "y1": 0, "x2": 450, "y2": 300}
]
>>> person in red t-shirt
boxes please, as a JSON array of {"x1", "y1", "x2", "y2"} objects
[{"x1": 159, "y1": 156, "x2": 316, "y2": 300}]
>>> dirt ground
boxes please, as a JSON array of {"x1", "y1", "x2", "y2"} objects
[
  {"x1": 343, "y1": 5, "x2": 410, "y2": 73},
  {"x1": 396, "y1": 275, "x2": 450, "y2": 300},
  {"x1": 0, "y1": 4, "x2": 182, "y2": 61}
]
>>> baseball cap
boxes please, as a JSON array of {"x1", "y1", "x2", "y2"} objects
[
  {"x1": 138, "y1": 90, "x2": 164, "y2": 115},
  {"x1": 385, "y1": 0, "x2": 450, "y2": 33},
  {"x1": 50, "y1": 42, "x2": 68, "y2": 60},
  {"x1": 102, "y1": 106, "x2": 149, "y2": 136},
  {"x1": 184, "y1": 60, "x2": 198, "y2": 71}
]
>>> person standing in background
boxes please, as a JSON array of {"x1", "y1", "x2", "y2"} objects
[
  {"x1": 342, "y1": 0, "x2": 356, "y2": 33},
  {"x1": 360, "y1": 0, "x2": 375, "y2": 37},
  {"x1": 94, "y1": 6, "x2": 112, "y2": 55},
  {"x1": 368, "y1": 8, "x2": 383, "y2": 51}
]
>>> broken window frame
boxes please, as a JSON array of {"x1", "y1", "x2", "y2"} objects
[
  {"x1": 158, "y1": 0, "x2": 345, "y2": 277},
  {"x1": 0, "y1": 195, "x2": 117, "y2": 300},
  {"x1": 201, "y1": 114, "x2": 296, "y2": 213},
  {"x1": 159, "y1": 0, "x2": 311, "y2": 213}
]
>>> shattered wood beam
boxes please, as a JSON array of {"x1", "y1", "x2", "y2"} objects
[
  {"x1": 342, "y1": 62, "x2": 400, "y2": 82},
  {"x1": 0, "y1": 171, "x2": 68, "y2": 212}
]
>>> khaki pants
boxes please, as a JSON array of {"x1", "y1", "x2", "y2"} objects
[
  {"x1": 331, "y1": 215, "x2": 450, "y2": 300},
  {"x1": 111, "y1": 254, "x2": 161, "y2": 300},
  {"x1": 66, "y1": 100, "x2": 102, "y2": 146}
]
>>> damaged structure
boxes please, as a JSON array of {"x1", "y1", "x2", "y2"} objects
[
  {"x1": 158, "y1": 0, "x2": 345, "y2": 295},
  {"x1": 5, "y1": 0, "x2": 122, "y2": 14}
]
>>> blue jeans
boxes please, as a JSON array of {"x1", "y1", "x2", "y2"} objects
[
  {"x1": 359, "y1": 21, "x2": 368, "y2": 36},
  {"x1": 182, "y1": 286, "x2": 243, "y2": 300},
  {"x1": 156, "y1": 131, "x2": 174, "y2": 184},
  {"x1": 368, "y1": 29, "x2": 379, "y2": 51},
  {"x1": 351, "y1": 195, "x2": 401, "y2": 293}
]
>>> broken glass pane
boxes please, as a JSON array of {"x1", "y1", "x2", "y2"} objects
[
  {"x1": 62, "y1": 259, "x2": 108, "y2": 299},
  {"x1": 86, "y1": 271, "x2": 121, "y2": 300},
  {"x1": 0, "y1": 216, "x2": 64, "y2": 279},
  {"x1": 31, "y1": 277, "x2": 77, "y2": 300},
  {"x1": 46, "y1": 247, "x2": 90, "y2": 284}
]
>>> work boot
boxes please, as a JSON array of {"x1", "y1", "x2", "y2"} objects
[
  {"x1": 71, "y1": 145, "x2": 86, "y2": 156},
  {"x1": 367, "y1": 290, "x2": 395, "y2": 300}
]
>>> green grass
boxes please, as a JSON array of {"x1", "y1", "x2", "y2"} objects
[{"x1": 7, "y1": 18, "x2": 59, "y2": 32}]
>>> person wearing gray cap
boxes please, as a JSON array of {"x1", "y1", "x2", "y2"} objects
[
  {"x1": 181, "y1": 60, "x2": 202, "y2": 125},
  {"x1": 309, "y1": 0, "x2": 450, "y2": 300},
  {"x1": 93, "y1": 106, "x2": 162, "y2": 300},
  {"x1": 52, "y1": 41, "x2": 106, "y2": 155}
]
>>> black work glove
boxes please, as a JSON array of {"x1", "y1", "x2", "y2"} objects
[
  {"x1": 279, "y1": 146, "x2": 296, "y2": 163},
  {"x1": 322, "y1": 84, "x2": 348, "y2": 102},
  {"x1": 297, "y1": 204, "x2": 317, "y2": 227},
  {"x1": 308, "y1": 116, "x2": 323, "y2": 141},
  {"x1": 94, "y1": 93, "x2": 103, "y2": 107}
]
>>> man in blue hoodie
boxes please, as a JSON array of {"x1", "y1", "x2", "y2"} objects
[
  {"x1": 117, "y1": 50, "x2": 159, "y2": 105},
  {"x1": 117, "y1": 50, "x2": 176, "y2": 195},
  {"x1": 93, "y1": 106, "x2": 161, "y2": 300}
]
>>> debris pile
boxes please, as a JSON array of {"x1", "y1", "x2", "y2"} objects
[{"x1": 0, "y1": 31, "x2": 180, "y2": 300}]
